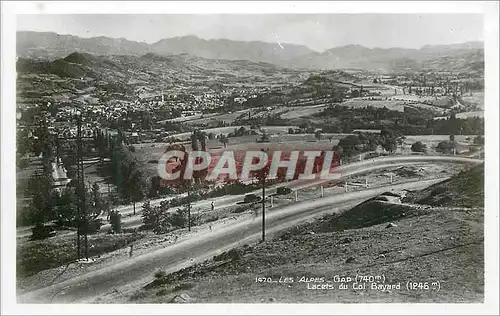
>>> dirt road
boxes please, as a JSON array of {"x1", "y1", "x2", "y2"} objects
[
  {"x1": 16, "y1": 155, "x2": 481, "y2": 239},
  {"x1": 18, "y1": 178, "x2": 445, "y2": 303}
]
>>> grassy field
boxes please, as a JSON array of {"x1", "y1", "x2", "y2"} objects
[
  {"x1": 340, "y1": 98, "x2": 447, "y2": 113},
  {"x1": 456, "y1": 111, "x2": 484, "y2": 119},
  {"x1": 154, "y1": 125, "x2": 300, "y2": 141},
  {"x1": 134, "y1": 134, "x2": 345, "y2": 178},
  {"x1": 134, "y1": 132, "x2": 481, "y2": 178},
  {"x1": 184, "y1": 108, "x2": 257, "y2": 126},
  {"x1": 403, "y1": 135, "x2": 476, "y2": 143},
  {"x1": 460, "y1": 92, "x2": 484, "y2": 109},
  {"x1": 280, "y1": 105, "x2": 329, "y2": 120},
  {"x1": 17, "y1": 232, "x2": 145, "y2": 278}
]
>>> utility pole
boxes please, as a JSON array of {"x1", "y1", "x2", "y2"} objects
[
  {"x1": 259, "y1": 148, "x2": 269, "y2": 243},
  {"x1": 55, "y1": 137, "x2": 60, "y2": 164},
  {"x1": 187, "y1": 183, "x2": 191, "y2": 232},
  {"x1": 77, "y1": 115, "x2": 89, "y2": 260},
  {"x1": 75, "y1": 117, "x2": 82, "y2": 260},
  {"x1": 261, "y1": 175, "x2": 266, "y2": 242},
  {"x1": 52, "y1": 116, "x2": 98, "y2": 262}
]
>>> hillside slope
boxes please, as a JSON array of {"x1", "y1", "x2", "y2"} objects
[
  {"x1": 17, "y1": 31, "x2": 484, "y2": 71},
  {"x1": 16, "y1": 51, "x2": 303, "y2": 109},
  {"x1": 403, "y1": 164, "x2": 484, "y2": 208},
  {"x1": 116, "y1": 166, "x2": 484, "y2": 303},
  {"x1": 16, "y1": 32, "x2": 314, "y2": 65}
]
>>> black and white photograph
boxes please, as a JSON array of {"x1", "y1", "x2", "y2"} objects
[{"x1": 1, "y1": 1, "x2": 498, "y2": 315}]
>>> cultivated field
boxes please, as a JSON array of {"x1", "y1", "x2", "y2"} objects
[
  {"x1": 340, "y1": 98, "x2": 446, "y2": 113},
  {"x1": 280, "y1": 105, "x2": 329, "y2": 120},
  {"x1": 134, "y1": 134, "x2": 348, "y2": 178},
  {"x1": 150, "y1": 125, "x2": 300, "y2": 142},
  {"x1": 460, "y1": 92, "x2": 484, "y2": 109},
  {"x1": 184, "y1": 108, "x2": 256, "y2": 126}
]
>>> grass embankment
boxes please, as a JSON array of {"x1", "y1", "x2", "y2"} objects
[
  {"x1": 403, "y1": 164, "x2": 484, "y2": 208},
  {"x1": 17, "y1": 232, "x2": 145, "y2": 277}
]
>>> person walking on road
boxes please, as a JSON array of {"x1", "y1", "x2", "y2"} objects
[{"x1": 211, "y1": 201, "x2": 215, "y2": 211}]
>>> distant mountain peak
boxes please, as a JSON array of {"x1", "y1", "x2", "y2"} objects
[
  {"x1": 421, "y1": 41, "x2": 484, "y2": 51},
  {"x1": 16, "y1": 31, "x2": 484, "y2": 71}
]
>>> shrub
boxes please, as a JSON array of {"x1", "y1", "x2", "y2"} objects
[
  {"x1": 244, "y1": 194, "x2": 261, "y2": 203},
  {"x1": 205, "y1": 216, "x2": 219, "y2": 223},
  {"x1": 277, "y1": 187, "x2": 292, "y2": 195},
  {"x1": 154, "y1": 269, "x2": 166, "y2": 279},
  {"x1": 17, "y1": 157, "x2": 30, "y2": 169},
  {"x1": 430, "y1": 186, "x2": 447, "y2": 197},
  {"x1": 173, "y1": 282, "x2": 194, "y2": 292},
  {"x1": 232, "y1": 206, "x2": 248, "y2": 214},
  {"x1": 167, "y1": 208, "x2": 188, "y2": 228},
  {"x1": 109, "y1": 210, "x2": 122, "y2": 233},
  {"x1": 473, "y1": 135, "x2": 484, "y2": 145},
  {"x1": 411, "y1": 141, "x2": 427, "y2": 153},
  {"x1": 436, "y1": 140, "x2": 455, "y2": 153}
]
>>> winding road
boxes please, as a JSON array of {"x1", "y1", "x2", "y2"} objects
[
  {"x1": 17, "y1": 155, "x2": 481, "y2": 239},
  {"x1": 17, "y1": 155, "x2": 482, "y2": 303}
]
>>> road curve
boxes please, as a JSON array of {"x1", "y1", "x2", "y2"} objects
[
  {"x1": 19, "y1": 178, "x2": 448, "y2": 303},
  {"x1": 90, "y1": 154, "x2": 484, "y2": 232},
  {"x1": 16, "y1": 155, "x2": 481, "y2": 240}
]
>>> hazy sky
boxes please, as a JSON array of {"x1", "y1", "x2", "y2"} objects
[{"x1": 17, "y1": 14, "x2": 484, "y2": 52}]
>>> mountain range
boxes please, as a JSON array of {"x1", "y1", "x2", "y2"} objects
[{"x1": 17, "y1": 31, "x2": 484, "y2": 71}]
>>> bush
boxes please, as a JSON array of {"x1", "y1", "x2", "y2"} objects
[
  {"x1": 473, "y1": 135, "x2": 484, "y2": 145},
  {"x1": 213, "y1": 249, "x2": 241, "y2": 262},
  {"x1": 436, "y1": 140, "x2": 455, "y2": 153},
  {"x1": 30, "y1": 224, "x2": 56, "y2": 240},
  {"x1": 430, "y1": 186, "x2": 447, "y2": 197},
  {"x1": 232, "y1": 206, "x2": 249, "y2": 214},
  {"x1": 17, "y1": 157, "x2": 30, "y2": 169},
  {"x1": 276, "y1": 187, "x2": 292, "y2": 195},
  {"x1": 167, "y1": 208, "x2": 188, "y2": 228},
  {"x1": 244, "y1": 194, "x2": 261, "y2": 203},
  {"x1": 411, "y1": 141, "x2": 427, "y2": 153},
  {"x1": 109, "y1": 210, "x2": 122, "y2": 233},
  {"x1": 173, "y1": 282, "x2": 195, "y2": 292},
  {"x1": 207, "y1": 181, "x2": 255, "y2": 197},
  {"x1": 141, "y1": 201, "x2": 190, "y2": 234},
  {"x1": 205, "y1": 215, "x2": 219, "y2": 223},
  {"x1": 84, "y1": 218, "x2": 104, "y2": 235},
  {"x1": 154, "y1": 269, "x2": 166, "y2": 279}
]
